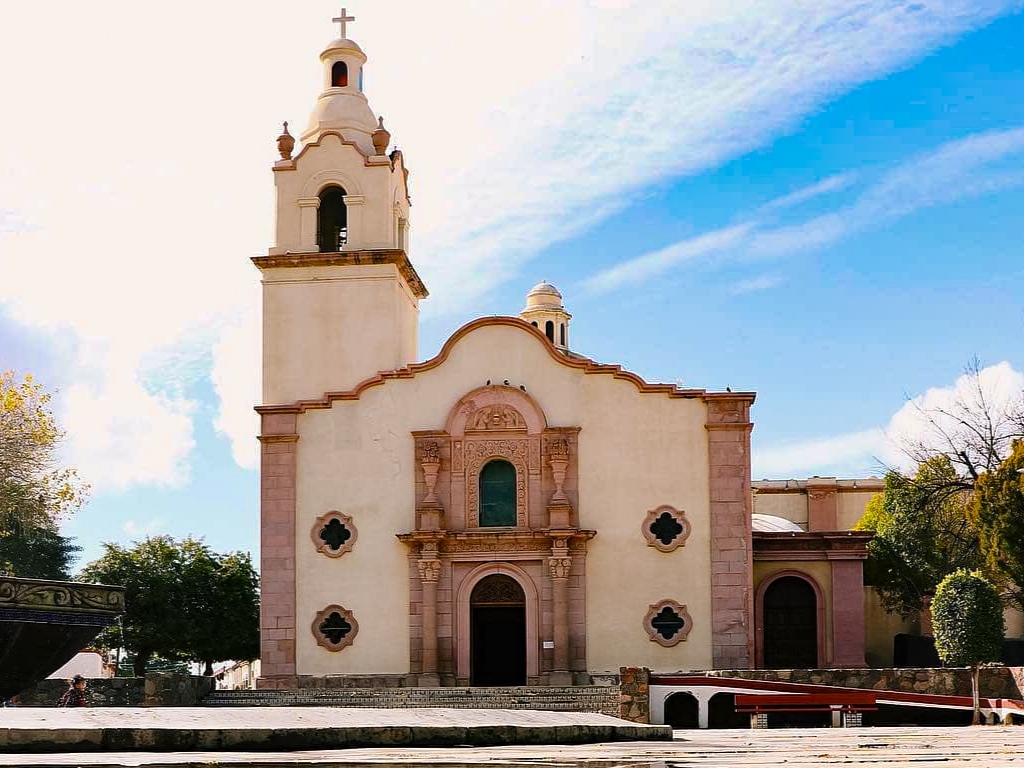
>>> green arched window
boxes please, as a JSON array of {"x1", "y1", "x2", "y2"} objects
[{"x1": 479, "y1": 460, "x2": 516, "y2": 527}]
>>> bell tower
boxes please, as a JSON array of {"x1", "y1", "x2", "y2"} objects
[{"x1": 254, "y1": 10, "x2": 426, "y2": 405}]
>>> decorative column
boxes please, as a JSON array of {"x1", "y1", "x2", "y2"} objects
[
  {"x1": 297, "y1": 197, "x2": 320, "y2": 252},
  {"x1": 418, "y1": 548, "x2": 442, "y2": 687},
  {"x1": 342, "y1": 194, "x2": 364, "y2": 248},
  {"x1": 418, "y1": 440, "x2": 444, "y2": 531},
  {"x1": 546, "y1": 436, "x2": 572, "y2": 528},
  {"x1": 549, "y1": 537, "x2": 573, "y2": 686}
]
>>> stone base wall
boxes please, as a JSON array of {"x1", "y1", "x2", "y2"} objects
[
  {"x1": 705, "y1": 667, "x2": 1024, "y2": 699},
  {"x1": 619, "y1": 666, "x2": 650, "y2": 723},
  {"x1": 14, "y1": 674, "x2": 214, "y2": 707}
]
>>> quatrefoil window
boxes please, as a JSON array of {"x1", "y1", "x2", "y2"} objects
[
  {"x1": 643, "y1": 600, "x2": 693, "y2": 647},
  {"x1": 313, "y1": 604, "x2": 359, "y2": 651},
  {"x1": 642, "y1": 505, "x2": 691, "y2": 552},
  {"x1": 311, "y1": 511, "x2": 357, "y2": 558}
]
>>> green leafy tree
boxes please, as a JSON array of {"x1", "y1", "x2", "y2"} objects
[
  {"x1": 81, "y1": 536, "x2": 193, "y2": 675},
  {"x1": 80, "y1": 536, "x2": 259, "y2": 676},
  {"x1": 0, "y1": 371, "x2": 86, "y2": 579},
  {"x1": 179, "y1": 540, "x2": 260, "y2": 676},
  {"x1": 931, "y1": 569, "x2": 1004, "y2": 724},
  {"x1": 0, "y1": 371, "x2": 88, "y2": 527},
  {"x1": 855, "y1": 457, "x2": 983, "y2": 618},
  {"x1": 0, "y1": 516, "x2": 80, "y2": 579},
  {"x1": 971, "y1": 440, "x2": 1024, "y2": 612},
  {"x1": 112, "y1": 651, "x2": 189, "y2": 677}
]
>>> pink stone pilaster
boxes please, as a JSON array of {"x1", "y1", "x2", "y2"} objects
[
  {"x1": 831, "y1": 559, "x2": 866, "y2": 667},
  {"x1": 257, "y1": 411, "x2": 298, "y2": 687},
  {"x1": 706, "y1": 395, "x2": 755, "y2": 669},
  {"x1": 806, "y1": 477, "x2": 839, "y2": 531}
]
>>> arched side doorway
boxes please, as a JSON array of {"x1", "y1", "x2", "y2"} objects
[
  {"x1": 664, "y1": 692, "x2": 700, "y2": 728},
  {"x1": 707, "y1": 692, "x2": 750, "y2": 729},
  {"x1": 470, "y1": 574, "x2": 526, "y2": 685},
  {"x1": 756, "y1": 572, "x2": 825, "y2": 669}
]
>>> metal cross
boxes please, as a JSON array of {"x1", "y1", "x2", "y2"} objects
[{"x1": 332, "y1": 8, "x2": 355, "y2": 38}]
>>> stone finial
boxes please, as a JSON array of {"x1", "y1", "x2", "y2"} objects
[
  {"x1": 277, "y1": 121, "x2": 295, "y2": 160},
  {"x1": 372, "y1": 116, "x2": 391, "y2": 155}
]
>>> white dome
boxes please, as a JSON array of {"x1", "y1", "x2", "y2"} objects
[
  {"x1": 525, "y1": 281, "x2": 564, "y2": 309},
  {"x1": 752, "y1": 514, "x2": 804, "y2": 533},
  {"x1": 320, "y1": 38, "x2": 366, "y2": 58},
  {"x1": 302, "y1": 36, "x2": 377, "y2": 152}
]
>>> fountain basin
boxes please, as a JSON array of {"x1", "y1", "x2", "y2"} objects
[{"x1": 0, "y1": 575, "x2": 124, "y2": 699}]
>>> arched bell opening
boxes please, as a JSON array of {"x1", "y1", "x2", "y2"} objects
[
  {"x1": 331, "y1": 61, "x2": 348, "y2": 87},
  {"x1": 317, "y1": 185, "x2": 347, "y2": 252}
]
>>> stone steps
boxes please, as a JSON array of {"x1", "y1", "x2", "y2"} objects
[{"x1": 204, "y1": 686, "x2": 620, "y2": 716}]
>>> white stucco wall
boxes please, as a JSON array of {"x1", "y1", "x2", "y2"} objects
[
  {"x1": 261, "y1": 262, "x2": 418, "y2": 404},
  {"x1": 292, "y1": 321, "x2": 714, "y2": 676}
]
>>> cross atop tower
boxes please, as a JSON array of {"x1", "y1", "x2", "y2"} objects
[{"x1": 332, "y1": 8, "x2": 355, "y2": 38}]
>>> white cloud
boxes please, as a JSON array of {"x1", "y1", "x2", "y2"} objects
[
  {"x1": 404, "y1": 0, "x2": 1018, "y2": 308},
  {"x1": 753, "y1": 428, "x2": 887, "y2": 479},
  {"x1": 885, "y1": 361, "x2": 1024, "y2": 471},
  {"x1": 122, "y1": 517, "x2": 167, "y2": 540},
  {"x1": 749, "y1": 126, "x2": 1024, "y2": 258},
  {"x1": 211, "y1": 307, "x2": 261, "y2": 470},
  {"x1": 728, "y1": 274, "x2": 787, "y2": 295},
  {"x1": 756, "y1": 173, "x2": 858, "y2": 214},
  {"x1": 59, "y1": 359, "x2": 197, "y2": 492},
  {"x1": 580, "y1": 223, "x2": 752, "y2": 295},
  {"x1": 753, "y1": 362, "x2": 1024, "y2": 479},
  {"x1": 0, "y1": 1, "x2": 1017, "y2": 485},
  {"x1": 586, "y1": 124, "x2": 1024, "y2": 289}
]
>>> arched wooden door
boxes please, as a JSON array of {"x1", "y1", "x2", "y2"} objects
[
  {"x1": 761, "y1": 575, "x2": 819, "y2": 668},
  {"x1": 470, "y1": 574, "x2": 526, "y2": 685}
]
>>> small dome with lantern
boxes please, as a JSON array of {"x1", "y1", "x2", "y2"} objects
[
  {"x1": 520, "y1": 282, "x2": 572, "y2": 353},
  {"x1": 302, "y1": 10, "x2": 379, "y2": 154}
]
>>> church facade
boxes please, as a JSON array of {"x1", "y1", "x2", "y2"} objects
[{"x1": 254, "y1": 20, "x2": 871, "y2": 689}]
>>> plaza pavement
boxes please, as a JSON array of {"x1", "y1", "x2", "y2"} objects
[
  {"x1": 0, "y1": 709, "x2": 1022, "y2": 767},
  {"x1": 0, "y1": 706, "x2": 668, "y2": 751}
]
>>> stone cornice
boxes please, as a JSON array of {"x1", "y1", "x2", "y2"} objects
[
  {"x1": 256, "y1": 316, "x2": 755, "y2": 415},
  {"x1": 258, "y1": 434, "x2": 299, "y2": 443},
  {"x1": 251, "y1": 248, "x2": 428, "y2": 299},
  {"x1": 397, "y1": 528, "x2": 596, "y2": 556},
  {"x1": 752, "y1": 531, "x2": 873, "y2": 561},
  {"x1": 0, "y1": 576, "x2": 125, "y2": 616},
  {"x1": 752, "y1": 479, "x2": 885, "y2": 494}
]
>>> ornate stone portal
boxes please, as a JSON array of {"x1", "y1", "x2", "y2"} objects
[{"x1": 398, "y1": 385, "x2": 594, "y2": 686}]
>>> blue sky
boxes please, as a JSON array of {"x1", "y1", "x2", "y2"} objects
[{"x1": 1, "y1": 1, "x2": 1022, "y2": 570}]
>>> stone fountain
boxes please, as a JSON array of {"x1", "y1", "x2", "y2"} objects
[{"x1": 0, "y1": 575, "x2": 124, "y2": 699}]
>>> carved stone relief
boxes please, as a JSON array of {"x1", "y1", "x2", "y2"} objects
[{"x1": 467, "y1": 405, "x2": 526, "y2": 432}]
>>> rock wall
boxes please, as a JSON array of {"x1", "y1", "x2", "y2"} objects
[
  {"x1": 704, "y1": 667, "x2": 1024, "y2": 699},
  {"x1": 619, "y1": 666, "x2": 650, "y2": 723}
]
